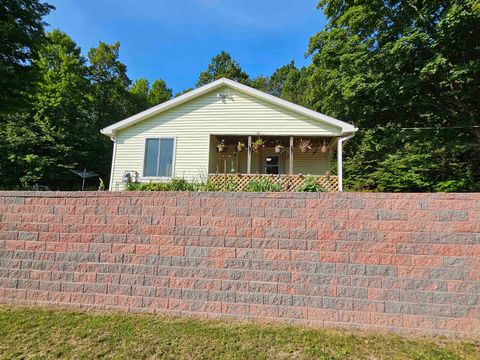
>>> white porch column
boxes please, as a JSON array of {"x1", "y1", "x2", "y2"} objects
[
  {"x1": 289, "y1": 136, "x2": 294, "y2": 175},
  {"x1": 247, "y1": 136, "x2": 252, "y2": 174},
  {"x1": 337, "y1": 138, "x2": 343, "y2": 192},
  {"x1": 337, "y1": 134, "x2": 356, "y2": 192}
]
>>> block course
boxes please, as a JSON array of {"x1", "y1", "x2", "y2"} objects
[{"x1": 0, "y1": 191, "x2": 479, "y2": 338}]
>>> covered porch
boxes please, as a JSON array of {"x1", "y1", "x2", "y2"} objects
[{"x1": 208, "y1": 135, "x2": 347, "y2": 192}]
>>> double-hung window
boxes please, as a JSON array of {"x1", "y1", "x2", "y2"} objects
[{"x1": 143, "y1": 138, "x2": 175, "y2": 177}]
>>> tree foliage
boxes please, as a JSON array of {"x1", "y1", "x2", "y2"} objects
[
  {"x1": 0, "y1": 20, "x2": 170, "y2": 189},
  {"x1": 306, "y1": 0, "x2": 480, "y2": 191},
  {"x1": 0, "y1": 0, "x2": 54, "y2": 113},
  {"x1": 197, "y1": 51, "x2": 249, "y2": 87},
  {"x1": 1, "y1": 30, "x2": 92, "y2": 187}
]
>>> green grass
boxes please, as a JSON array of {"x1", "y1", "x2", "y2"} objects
[{"x1": 0, "y1": 306, "x2": 479, "y2": 359}]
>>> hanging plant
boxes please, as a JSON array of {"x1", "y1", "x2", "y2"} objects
[
  {"x1": 237, "y1": 141, "x2": 246, "y2": 152},
  {"x1": 275, "y1": 142, "x2": 284, "y2": 154},
  {"x1": 298, "y1": 139, "x2": 312, "y2": 153},
  {"x1": 321, "y1": 139, "x2": 329, "y2": 153},
  {"x1": 252, "y1": 138, "x2": 265, "y2": 152},
  {"x1": 217, "y1": 139, "x2": 227, "y2": 153}
]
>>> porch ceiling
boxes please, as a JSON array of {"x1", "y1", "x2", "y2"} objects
[{"x1": 212, "y1": 135, "x2": 336, "y2": 148}]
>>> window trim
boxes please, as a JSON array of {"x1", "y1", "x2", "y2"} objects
[{"x1": 141, "y1": 136, "x2": 176, "y2": 180}]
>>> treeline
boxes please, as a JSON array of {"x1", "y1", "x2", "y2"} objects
[{"x1": 1, "y1": 0, "x2": 479, "y2": 191}]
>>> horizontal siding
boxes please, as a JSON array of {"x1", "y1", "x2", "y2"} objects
[
  {"x1": 293, "y1": 149, "x2": 330, "y2": 175},
  {"x1": 111, "y1": 86, "x2": 340, "y2": 188}
]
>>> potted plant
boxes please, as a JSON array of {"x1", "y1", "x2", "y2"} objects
[
  {"x1": 298, "y1": 139, "x2": 312, "y2": 153},
  {"x1": 217, "y1": 139, "x2": 227, "y2": 153},
  {"x1": 252, "y1": 138, "x2": 265, "y2": 152},
  {"x1": 320, "y1": 139, "x2": 329, "y2": 153},
  {"x1": 237, "y1": 141, "x2": 246, "y2": 152},
  {"x1": 275, "y1": 142, "x2": 284, "y2": 154}
]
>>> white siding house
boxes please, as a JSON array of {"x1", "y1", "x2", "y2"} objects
[{"x1": 101, "y1": 78, "x2": 357, "y2": 191}]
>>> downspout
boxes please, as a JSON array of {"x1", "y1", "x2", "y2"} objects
[
  {"x1": 109, "y1": 136, "x2": 117, "y2": 191},
  {"x1": 337, "y1": 132, "x2": 357, "y2": 192}
]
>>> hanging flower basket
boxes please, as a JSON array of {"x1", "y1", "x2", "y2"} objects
[
  {"x1": 252, "y1": 138, "x2": 265, "y2": 152},
  {"x1": 320, "y1": 139, "x2": 329, "y2": 153},
  {"x1": 237, "y1": 141, "x2": 246, "y2": 152},
  {"x1": 217, "y1": 140, "x2": 227, "y2": 153},
  {"x1": 298, "y1": 139, "x2": 312, "y2": 153}
]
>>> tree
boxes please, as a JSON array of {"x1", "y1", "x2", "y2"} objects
[
  {"x1": 174, "y1": 88, "x2": 193, "y2": 97},
  {"x1": 129, "y1": 78, "x2": 150, "y2": 113},
  {"x1": 308, "y1": 0, "x2": 480, "y2": 191},
  {"x1": 249, "y1": 75, "x2": 269, "y2": 92},
  {"x1": 148, "y1": 79, "x2": 172, "y2": 106},
  {"x1": 88, "y1": 41, "x2": 132, "y2": 182},
  {"x1": 0, "y1": 0, "x2": 54, "y2": 113},
  {"x1": 249, "y1": 62, "x2": 310, "y2": 106},
  {"x1": 196, "y1": 51, "x2": 249, "y2": 86},
  {"x1": 0, "y1": 30, "x2": 92, "y2": 188},
  {"x1": 129, "y1": 78, "x2": 172, "y2": 113},
  {"x1": 264, "y1": 61, "x2": 297, "y2": 98}
]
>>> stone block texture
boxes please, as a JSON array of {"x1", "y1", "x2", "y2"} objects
[{"x1": 0, "y1": 191, "x2": 479, "y2": 338}]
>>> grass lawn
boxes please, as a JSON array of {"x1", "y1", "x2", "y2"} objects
[{"x1": 0, "y1": 306, "x2": 479, "y2": 359}]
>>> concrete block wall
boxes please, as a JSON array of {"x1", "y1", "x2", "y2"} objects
[{"x1": 0, "y1": 191, "x2": 479, "y2": 337}]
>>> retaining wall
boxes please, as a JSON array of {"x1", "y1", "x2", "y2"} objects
[{"x1": 0, "y1": 191, "x2": 479, "y2": 337}]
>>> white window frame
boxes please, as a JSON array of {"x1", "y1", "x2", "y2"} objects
[{"x1": 141, "y1": 136, "x2": 177, "y2": 181}]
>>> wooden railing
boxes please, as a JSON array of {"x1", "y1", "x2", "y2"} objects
[{"x1": 208, "y1": 174, "x2": 339, "y2": 192}]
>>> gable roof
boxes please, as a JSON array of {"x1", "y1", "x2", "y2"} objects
[{"x1": 100, "y1": 78, "x2": 357, "y2": 137}]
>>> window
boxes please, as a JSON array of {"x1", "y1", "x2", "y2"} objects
[
  {"x1": 265, "y1": 156, "x2": 279, "y2": 175},
  {"x1": 143, "y1": 138, "x2": 174, "y2": 177}
]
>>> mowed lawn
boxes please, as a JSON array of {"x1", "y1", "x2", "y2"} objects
[{"x1": 0, "y1": 306, "x2": 479, "y2": 359}]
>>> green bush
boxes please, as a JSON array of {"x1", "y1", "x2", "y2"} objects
[
  {"x1": 296, "y1": 176, "x2": 325, "y2": 192},
  {"x1": 167, "y1": 179, "x2": 195, "y2": 191},
  {"x1": 127, "y1": 182, "x2": 169, "y2": 191},
  {"x1": 222, "y1": 179, "x2": 238, "y2": 192},
  {"x1": 127, "y1": 179, "x2": 195, "y2": 191},
  {"x1": 244, "y1": 178, "x2": 282, "y2": 192}
]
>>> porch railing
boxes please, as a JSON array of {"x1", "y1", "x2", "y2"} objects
[{"x1": 208, "y1": 174, "x2": 339, "y2": 192}]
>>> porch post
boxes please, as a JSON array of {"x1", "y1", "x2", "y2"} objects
[
  {"x1": 289, "y1": 136, "x2": 294, "y2": 175},
  {"x1": 247, "y1": 136, "x2": 252, "y2": 174},
  {"x1": 337, "y1": 134, "x2": 355, "y2": 192},
  {"x1": 337, "y1": 137, "x2": 343, "y2": 192}
]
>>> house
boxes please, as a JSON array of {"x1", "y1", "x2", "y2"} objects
[{"x1": 101, "y1": 78, "x2": 357, "y2": 191}]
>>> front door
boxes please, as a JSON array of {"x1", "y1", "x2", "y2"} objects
[{"x1": 265, "y1": 155, "x2": 279, "y2": 174}]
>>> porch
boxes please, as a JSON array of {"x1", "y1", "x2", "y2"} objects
[{"x1": 208, "y1": 135, "x2": 344, "y2": 191}]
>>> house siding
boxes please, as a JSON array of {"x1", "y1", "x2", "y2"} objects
[{"x1": 111, "y1": 86, "x2": 341, "y2": 189}]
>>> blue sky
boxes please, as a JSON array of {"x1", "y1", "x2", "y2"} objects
[{"x1": 45, "y1": 0, "x2": 326, "y2": 93}]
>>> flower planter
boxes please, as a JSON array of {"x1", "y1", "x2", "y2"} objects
[
  {"x1": 297, "y1": 139, "x2": 312, "y2": 153},
  {"x1": 237, "y1": 143, "x2": 245, "y2": 152},
  {"x1": 321, "y1": 140, "x2": 329, "y2": 153},
  {"x1": 217, "y1": 144, "x2": 227, "y2": 153}
]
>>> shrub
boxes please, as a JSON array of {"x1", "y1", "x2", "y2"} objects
[
  {"x1": 296, "y1": 176, "x2": 325, "y2": 192},
  {"x1": 127, "y1": 179, "x2": 195, "y2": 191},
  {"x1": 127, "y1": 181, "x2": 169, "y2": 191},
  {"x1": 222, "y1": 179, "x2": 238, "y2": 191},
  {"x1": 244, "y1": 178, "x2": 282, "y2": 192},
  {"x1": 167, "y1": 178, "x2": 195, "y2": 191}
]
